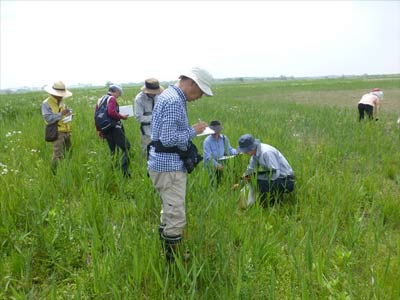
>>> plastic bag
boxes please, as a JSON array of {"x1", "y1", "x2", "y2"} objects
[{"x1": 239, "y1": 183, "x2": 256, "y2": 209}]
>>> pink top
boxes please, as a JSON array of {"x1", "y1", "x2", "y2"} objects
[{"x1": 358, "y1": 93, "x2": 379, "y2": 107}]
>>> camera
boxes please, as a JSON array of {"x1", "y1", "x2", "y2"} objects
[
  {"x1": 179, "y1": 142, "x2": 203, "y2": 174},
  {"x1": 182, "y1": 153, "x2": 203, "y2": 174}
]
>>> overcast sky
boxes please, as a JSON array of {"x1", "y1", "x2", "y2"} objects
[{"x1": 1, "y1": 0, "x2": 399, "y2": 89}]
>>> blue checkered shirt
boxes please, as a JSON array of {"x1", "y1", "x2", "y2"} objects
[{"x1": 147, "y1": 85, "x2": 196, "y2": 172}]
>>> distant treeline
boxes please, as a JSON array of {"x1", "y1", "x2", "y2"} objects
[{"x1": 1, "y1": 73, "x2": 399, "y2": 95}]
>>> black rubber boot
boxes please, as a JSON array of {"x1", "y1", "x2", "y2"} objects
[
  {"x1": 158, "y1": 224, "x2": 166, "y2": 240},
  {"x1": 161, "y1": 233, "x2": 182, "y2": 263}
]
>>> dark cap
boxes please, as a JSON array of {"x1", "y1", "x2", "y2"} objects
[
  {"x1": 237, "y1": 134, "x2": 260, "y2": 153},
  {"x1": 209, "y1": 120, "x2": 222, "y2": 133}
]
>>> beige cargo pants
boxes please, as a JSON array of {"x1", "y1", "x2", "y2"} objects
[{"x1": 149, "y1": 170, "x2": 187, "y2": 237}]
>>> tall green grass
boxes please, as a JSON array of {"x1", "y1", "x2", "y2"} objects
[{"x1": 1, "y1": 77, "x2": 399, "y2": 299}]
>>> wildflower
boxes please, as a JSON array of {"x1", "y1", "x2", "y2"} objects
[{"x1": 1, "y1": 164, "x2": 8, "y2": 175}]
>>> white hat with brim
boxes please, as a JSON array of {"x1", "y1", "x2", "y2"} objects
[
  {"x1": 44, "y1": 81, "x2": 72, "y2": 98},
  {"x1": 180, "y1": 67, "x2": 213, "y2": 97}
]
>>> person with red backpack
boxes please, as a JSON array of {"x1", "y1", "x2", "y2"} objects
[{"x1": 95, "y1": 84, "x2": 131, "y2": 178}]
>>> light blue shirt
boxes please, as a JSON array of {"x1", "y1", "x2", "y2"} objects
[
  {"x1": 203, "y1": 134, "x2": 237, "y2": 167},
  {"x1": 147, "y1": 85, "x2": 196, "y2": 172},
  {"x1": 245, "y1": 143, "x2": 294, "y2": 181}
]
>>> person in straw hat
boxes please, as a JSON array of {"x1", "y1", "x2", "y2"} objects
[
  {"x1": 41, "y1": 80, "x2": 73, "y2": 173},
  {"x1": 147, "y1": 67, "x2": 213, "y2": 263},
  {"x1": 134, "y1": 78, "x2": 164, "y2": 154},
  {"x1": 236, "y1": 134, "x2": 295, "y2": 206},
  {"x1": 357, "y1": 88, "x2": 383, "y2": 121},
  {"x1": 203, "y1": 120, "x2": 237, "y2": 185}
]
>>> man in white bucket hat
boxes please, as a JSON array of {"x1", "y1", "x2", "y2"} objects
[
  {"x1": 41, "y1": 80, "x2": 73, "y2": 173},
  {"x1": 147, "y1": 67, "x2": 213, "y2": 263}
]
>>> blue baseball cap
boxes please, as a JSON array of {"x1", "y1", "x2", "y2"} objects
[{"x1": 237, "y1": 134, "x2": 260, "y2": 153}]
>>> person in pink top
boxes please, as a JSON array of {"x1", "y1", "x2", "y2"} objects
[
  {"x1": 95, "y1": 84, "x2": 131, "y2": 177},
  {"x1": 357, "y1": 88, "x2": 383, "y2": 121}
]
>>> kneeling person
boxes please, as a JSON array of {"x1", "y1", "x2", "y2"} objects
[{"x1": 238, "y1": 134, "x2": 295, "y2": 206}]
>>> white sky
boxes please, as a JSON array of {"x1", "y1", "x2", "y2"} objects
[{"x1": 1, "y1": 0, "x2": 399, "y2": 89}]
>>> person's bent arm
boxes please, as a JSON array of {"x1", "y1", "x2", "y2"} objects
[
  {"x1": 244, "y1": 157, "x2": 256, "y2": 177},
  {"x1": 134, "y1": 94, "x2": 152, "y2": 123},
  {"x1": 225, "y1": 136, "x2": 237, "y2": 155},
  {"x1": 203, "y1": 139, "x2": 219, "y2": 167},
  {"x1": 159, "y1": 102, "x2": 196, "y2": 149},
  {"x1": 107, "y1": 96, "x2": 126, "y2": 120},
  {"x1": 374, "y1": 97, "x2": 379, "y2": 120},
  {"x1": 42, "y1": 102, "x2": 62, "y2": 124}
]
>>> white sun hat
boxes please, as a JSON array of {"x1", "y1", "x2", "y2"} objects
[
  {"x1": 44, "y1": 81, "x2": 72, "y2": 98},
  {"x1": 180, "y1": 67, "x2": 214, "y2": 96}
]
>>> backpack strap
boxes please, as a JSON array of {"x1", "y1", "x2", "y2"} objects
[
  {"x1": 221, "y1": 134, "x2": 228, "y2": 156},
  {"x1": 98, "y1": 95, "x2": 111, "y2": 107}
]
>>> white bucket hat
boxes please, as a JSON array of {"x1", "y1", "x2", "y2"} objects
[
  {"x1": 44, "y1": 81, "x2": 72, "y2": 98},
  {"x1": 180, "y1": 67, "x2": 214, "y2": 96}
]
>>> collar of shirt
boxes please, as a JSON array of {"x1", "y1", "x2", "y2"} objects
[{"x1": 169, "y1": 85, "x2": 187, "y2": 107}]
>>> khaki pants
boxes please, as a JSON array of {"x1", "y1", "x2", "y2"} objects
[
  {"x1": 149, "y1": 170, "x2": 187, "y2": 237},
  {"x1": 53, "y1": 132, "x2": 71, "y2": 161},
  {"x1": 141, "y1": 134, "x2": 151, "y2": 154}
]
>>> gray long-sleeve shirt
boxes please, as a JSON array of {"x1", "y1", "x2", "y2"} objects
[
  {"x1": 134, "y1": 91, "x2": 157, "y2": 136},
  {"x1": 41, "y1": 99, "x2": 62, "y2": 124},
  {"x1": 245, "y1": 143, "x2": 294, "y2": 181}
]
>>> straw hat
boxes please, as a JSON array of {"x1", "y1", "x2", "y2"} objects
[
  {"x1": 180, "y1": 67, "x2": 213, "y2": 96},
  {"x1": 44, "y1": 81, "x2": 72, "y2": 98},
  {"x1": 141, "y1": 78, "x2": 164, "y2": 95}
]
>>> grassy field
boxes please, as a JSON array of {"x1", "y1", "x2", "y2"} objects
[{"x1": 0, "y1": 77, "x2": 399, "y2": 299}]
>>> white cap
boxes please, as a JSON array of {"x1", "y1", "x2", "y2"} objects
[
  {"x1": 109, "y1": 84, "x2": 123, "y2": 95},
  {"x1": 180, "y1": 67, "x2": 214, "y2": 96}
]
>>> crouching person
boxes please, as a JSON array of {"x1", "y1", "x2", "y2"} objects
[{"x1": 238, "y1": 134, "x2": 295, "y2": 206}]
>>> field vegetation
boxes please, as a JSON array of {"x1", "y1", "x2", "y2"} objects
[{"x1": 1, "y1": 77, "x2": 399, "y2": 299}]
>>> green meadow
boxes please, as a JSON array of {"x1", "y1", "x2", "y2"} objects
[{"x1": 0, "y1": 77, "x2": 399, "y2": 299}]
